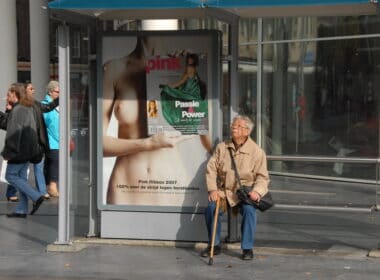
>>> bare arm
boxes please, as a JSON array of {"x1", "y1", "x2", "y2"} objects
[
  {"x1": 168, "y1": 73, "x2": 189, "y2": 88},
  {"x1": 200, "y1": 134, "x2": 212, "y2": 155}
]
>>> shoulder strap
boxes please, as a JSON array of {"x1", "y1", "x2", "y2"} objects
[{"x1": 228, "y1": 147, "x2": 242, "y2": 188}]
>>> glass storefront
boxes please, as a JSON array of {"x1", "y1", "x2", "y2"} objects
[{"x1": 235, "y1": 16, "x2": 379, "y2": 184}]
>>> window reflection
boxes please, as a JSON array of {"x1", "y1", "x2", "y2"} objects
[
  {"x1": 263, "y1": 15, "x2": 380, "y2": 41},
  {"x1": 235, "y1": 16, "x2": 379, "y2": 180}
]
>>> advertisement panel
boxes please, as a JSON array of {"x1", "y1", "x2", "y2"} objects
[{"x1": 100, "y1": 31, "x2": 221, "y2": 209}]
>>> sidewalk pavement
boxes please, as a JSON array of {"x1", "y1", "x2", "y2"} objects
[
  {"x1": 1, "y1": 210, "x2": 380, "y2": 280},
  {"x1": 1, "y1": 179, "x2": 380, "y2": 280}
]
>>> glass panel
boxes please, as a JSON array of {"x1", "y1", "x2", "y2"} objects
[
  {"x1": 239, "y1": 18, "x2": 258, "y2": 47},
  {"x1": 263, "y1": 37, "x2": 379, "y2": 179},
  {"x1": 68, "y1": 24, "x2": 90, "y2": 238},
  {"x1": 71, "y1": 30, "x2": 81, "y2": 58},
  {"x1": 222, "y1": 61, "x2": 230, "y2": 139},
  {"x1": 263, "y1": 17, "x2": 318, "y2": 41},
  {"x1": 269, "y1": 161, "x2": 376, "y2": 181},
  {"x1": 271, "y1": 174, "x2": 377, "y2": 208},
  {"x1": 263, "y1": 15, "x2": 380, "y2": 41},
  {"x1": 236, "y1": 46, "x2": 258, "y2": 141}
]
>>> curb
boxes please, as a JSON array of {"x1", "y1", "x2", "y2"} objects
[
  {"x1": 46, "y1": 242, "x2": 88, "y2": 252},
  {"x1": 368, "y1": 249, "x2": 380, "y2": 258},
  {"x1": 46, "y1": 237, "x2": 373, "y2": 259}
]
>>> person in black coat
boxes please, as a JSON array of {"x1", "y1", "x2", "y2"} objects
[
  {"x1": 0, "y1": 88, "x2": 20, "y2": 202},
  {"x1": 1, "y1": 83, "x2": 49, "y2": 217},
  {"x1": 0, "y1": 83, "x2": 58, "y2": 201}
]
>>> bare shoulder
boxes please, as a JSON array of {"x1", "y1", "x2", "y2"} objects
[{"x1": 103, "y1": 57, "x2": 127, "y2": 76}]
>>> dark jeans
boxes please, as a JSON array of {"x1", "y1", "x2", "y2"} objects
[
  {"x1": 44, "y1": 149, "x2": 59, "y2": 183},
  {"x1": 204, "y1": 201, "x2": 257, "y2": 250}
]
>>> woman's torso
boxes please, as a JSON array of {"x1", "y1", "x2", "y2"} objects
[{"x1": 107, "y1": 55, "x2": 189, "y2": 205}]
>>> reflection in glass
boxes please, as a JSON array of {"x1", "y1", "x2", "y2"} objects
[
  {"x1": 263, "y1": 15, "x2": 380, "y2": 41},
  {"x1": 262, "y1": 37, "x2": 379, "y2": 179}
]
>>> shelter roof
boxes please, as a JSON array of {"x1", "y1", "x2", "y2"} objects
[{"x1": 48, "y1": 0, "x2": 378, "y2": 19}]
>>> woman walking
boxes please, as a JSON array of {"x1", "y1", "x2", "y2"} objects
[{"x1": 2, "y1": 83, "x2": 44, "y2": 217}]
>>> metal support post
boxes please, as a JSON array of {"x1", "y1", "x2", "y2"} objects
[
  {"x1": 56, "y1": 24, "x2": 71, "y2": 245},
  {"x1": 87, "y1": 25, "x2": 99, "y2": 237},
  {"x1": 226, "y1": 18, "x2": 240, "y2": 243}
]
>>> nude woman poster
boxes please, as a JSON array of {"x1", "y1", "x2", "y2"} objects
[{"x1": 100, "y1": 31, "x2": 221, "y2": 208}]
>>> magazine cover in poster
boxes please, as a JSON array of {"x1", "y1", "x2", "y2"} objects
[
  {"x1": 146, "y1": 54, "x2": 208, "y2": 136},
  {"x1": 101, "y1": 32, "x2": 219, "y2": 208}
]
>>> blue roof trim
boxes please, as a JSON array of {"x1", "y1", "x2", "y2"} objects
[
  {"x1": 48, "y1": 0, "x2": 201, "y2": 9},
  {"x1": 49, "y1": 0, "x2": 372, "y2": 9},
  {"x1": 205, "y1": 0, "x2": 370, "y2": 7}
]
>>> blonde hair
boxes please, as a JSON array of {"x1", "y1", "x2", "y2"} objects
[{"x1": 46, "y1": 80, "x2": 59, "y2": 94}]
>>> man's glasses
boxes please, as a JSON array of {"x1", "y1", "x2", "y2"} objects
[{"x1": 231, "y1": 125, "x2": 248, "y2": 130}]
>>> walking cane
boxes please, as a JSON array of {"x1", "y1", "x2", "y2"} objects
[{"x1": 208, "y1": 197, "x2": 220, "y2": 265}]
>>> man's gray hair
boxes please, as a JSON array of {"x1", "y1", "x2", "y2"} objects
[
  {"x1": 46, "y1": 80, "x2": 59, "y2": 93},
  {"x1": 232, "y1": 115, "x2": 254, "y2": 133}
]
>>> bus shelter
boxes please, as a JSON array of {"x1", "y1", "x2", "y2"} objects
[{"x1": 48, "y1": 0, "x2": 379, "y2": 245}]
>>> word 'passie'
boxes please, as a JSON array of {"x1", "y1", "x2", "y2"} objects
[{"x1": 175, "y1": 101, "x2": 205, "y2": 118}]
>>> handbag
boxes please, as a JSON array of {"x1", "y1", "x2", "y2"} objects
[
  {"x1": 228, "y1": 148, "x2": 274, "y2": 212},
  {"x1": 70, "y1": 138, "x2": 75, "y2": 153},
  {"x1": 236, "y1": 186, "x2": 274, "y2": 212},
  {"x1": 0, "y1": 160, "x2": 8, "y2": 183}
]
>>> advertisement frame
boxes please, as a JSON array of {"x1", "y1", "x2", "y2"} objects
[{"x1": 96, "y1": 30, "x2": 222, "y2": 213}]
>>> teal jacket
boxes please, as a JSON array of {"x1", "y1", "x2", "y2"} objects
[{"x1": 42, "y1": 94, "x2": 60, "y2": 150}]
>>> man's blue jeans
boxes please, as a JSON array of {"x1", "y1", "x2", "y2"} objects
[
  {"x1": 204, "y1": 201, "x2": 257, "y2": 250},
  {"x1": 5, "y1": 162, "x2": 42, "y2": 214}
]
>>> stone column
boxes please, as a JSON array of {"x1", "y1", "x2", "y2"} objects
[
  {"x1": 29, "y1": 0, "x2": 50, "y2": 99},
  {"x1": 0, "y1": 0, "x2": 17, "y2": 95},
  {"x1": 0, "y1": 0, "x2": 17, "y2": 179}
]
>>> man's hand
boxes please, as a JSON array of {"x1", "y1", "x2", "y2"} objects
[
  {"x1": 249, "y1": 191, "x2": 261, "y2": 202},
  {"x1": 208, "y1": 190, "x2": 219, "y2": 202}
]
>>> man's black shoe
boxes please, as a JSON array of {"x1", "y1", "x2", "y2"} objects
[
  {"x1": 200, "y1": 245, "x2": 221, "y2": 257},
  {"x1": 241, "y1": 249, "x2": 254, "y2": 260},
  {"x1": 6, "y1": 213, "x2": 27, "y2": 218},
  {"x1": 30, "y1": 196, "x2": 44, "y2": 215}
]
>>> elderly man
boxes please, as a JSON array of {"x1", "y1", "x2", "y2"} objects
[{"x1": 201, "y1": 115, "x2": 269, "y2": 260}]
